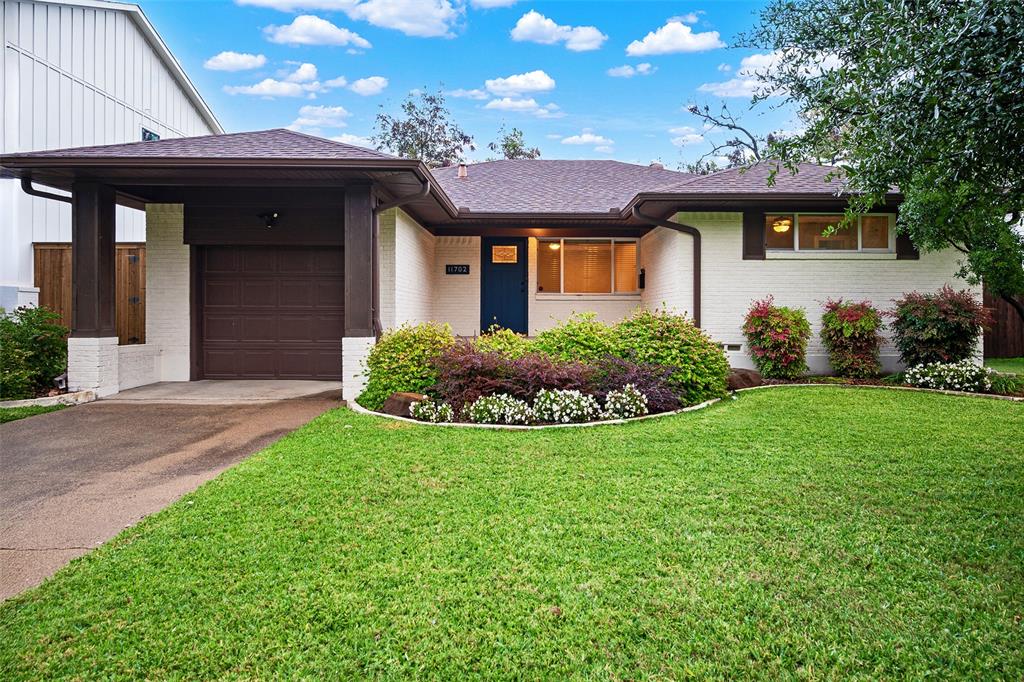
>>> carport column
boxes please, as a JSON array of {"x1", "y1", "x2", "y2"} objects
[
  {"x1": 67, "y1": 182, "x2": 119, "y2": 396},
  {"x1": 342, "y1": 184, "x2": 376, "y2": 401}
]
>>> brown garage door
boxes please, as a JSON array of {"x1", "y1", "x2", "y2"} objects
[{"x1": 200, "y1": 246, "x2": 344, "y2": 379}]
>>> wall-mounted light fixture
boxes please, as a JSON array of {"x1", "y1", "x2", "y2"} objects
[{"x1": 259, "y1": 211, "x2": 280, "y2": 229}]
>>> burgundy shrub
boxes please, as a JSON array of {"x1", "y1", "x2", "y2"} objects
[
  {"x1": 431, "y1": 341, "x2": 592, "y2": 415},
  {"x1": 588, "y1": 356, "x2": 681, "y2": 413}
]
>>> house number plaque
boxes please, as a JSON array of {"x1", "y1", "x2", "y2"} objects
[{"x1": 445, "y1": 264, "x2": 470, "y2": 275}]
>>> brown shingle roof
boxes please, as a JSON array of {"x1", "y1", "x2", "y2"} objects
[
  {"x1": 430, "y1": 159, "x2": 693, "y2": 213},
  {"x1": 16, "y1": 128, "x2": 395, "y2": 161},
  {"x1": 656, "y1": 161, "x2": 850, "y2": 195}
]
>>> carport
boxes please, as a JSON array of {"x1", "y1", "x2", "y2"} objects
[{"x1": 0, "y1": 129, "x2": 454, "y2": 398}]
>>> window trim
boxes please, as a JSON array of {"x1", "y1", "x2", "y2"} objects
[
  {"x1": 766, "y1": 212, "x2": 896, "y2": 254},
  {"x1": 537, "y1": 237, "x2": 640, "y2": 296}
]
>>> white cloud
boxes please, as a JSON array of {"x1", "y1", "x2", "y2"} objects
[
  {"x1": 471, "y1": 0, "x2": 517, "y2": 7},
  {"x1": 345, "y1": 0, "x2": 460, "y2": 38},
  {"x1": 290, "y1": 104, "x2": 351, "y2": 131},
  {"x1": 348, "y1": 75, "x2": 389, "y2": 95},
  {"x1": 448, "y1": 87, "x2": 489, "y2": 99},
  {"x1": 717, "y1": 63, "x2": 732, "y2": 72},
  {"x1": 698, "y1": 50, "x2": 841, "y2": 98},
  {"x1": 224, "y1": 78, "x2": 309, "y2": 97},
  {"x1": 285, "y1": 62, "x2": 318, "y2": 82},
  {"x1": 324, "y1": 75, "x2": 349, "y2": 87},
  {"x1": 594, "y1": 145, "x2": 614, "y2": 154},
  {"x1": 669, "y1": 126, "x2": 703, "y2": 146},
  {"x1": 625, "y1": 20, "x2": 725, "y2": 56},
  {"x1": 263, "y1": 15, "x2": 371, "y2": 48},
  {"x1": 670, "y1": 11, "x2": 703, "y2": 25},
  {"x1": 204, "y1": 51, "x2": 267, "y2": 71},
  {"x1": 510, "y1": 10, "x2": 607, "y2": 52},
  {"x1": 484, "y1": 69, "x2": 556, "y2": 96},
  {"x1": 331, "y1": 133, "x2": 374, "y2": 147},
  {"x1": 607, "y1": 62, "x2": 656, "y2": 78},
  {"x1": 484, "y1": 97, "x2": 562, "y2": 118},
  {"x1": 561, "y1": 131, "x2": 613, "y2": 146},
  {"x1": 241, "y1": 0, "x2": 460, "y2": 38}
]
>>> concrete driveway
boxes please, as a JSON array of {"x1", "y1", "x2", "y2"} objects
[{"x1": 1, "y1": 382, "x2": 340, "y2": 601}]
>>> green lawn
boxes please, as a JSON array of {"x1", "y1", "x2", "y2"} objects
[
  {"x1": 0, "y1": 404, "x2": 65, "y2": 423},
  {"x1": 2, "y1": 387, "x2": 1022, "y2": 679},
  {"x1": 987, "y1": 357, "x2": 1024, "y2": 375}
]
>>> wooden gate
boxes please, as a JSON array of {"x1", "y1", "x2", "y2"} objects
[
  {"x1": 33, "y1": 243, "x2": 146, "y2": 345},
  {"x1": 983, "y1": 287, "x2": 1023, "y2": 358}
]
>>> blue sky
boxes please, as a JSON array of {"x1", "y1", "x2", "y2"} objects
[{"x1": 142, "y1": 0, "x2": 793, "y2": 167}]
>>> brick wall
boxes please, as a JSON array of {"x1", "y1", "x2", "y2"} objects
[
  {"x1": 394, "y1": 209, "x2": 435, "y2": 325},
  {"x1": 145, "y1": 204, "x2": 190, "y2": 381},
  {"x1": 433, "y1": 236, "x2": 481, "y2": 336},
  {"x1": 675, "y1": 211, "x2": 980, "y2": 373}
]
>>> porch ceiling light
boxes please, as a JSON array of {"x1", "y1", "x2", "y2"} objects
[
  {"x1": 772, "y1": 218, "x2": 792, "y2": 233},
  {"x1": 548, "y1": 242, "x2": 561, "y2": 250}
]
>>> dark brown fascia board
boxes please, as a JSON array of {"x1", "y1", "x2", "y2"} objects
[
  {"x1": 623, "y1": 191, "x2": 904, "y2": 217},
  {"x1": 0, "y1": 155, "x2": 461, "y2": 219}
]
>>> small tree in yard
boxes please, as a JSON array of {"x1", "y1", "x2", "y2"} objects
[
  {"x1": 488, "y1": 125, "x2": 540, "y2": 160},
  {"x1": 744, "y1": 0, "x2": 1024, "y2": 321},
  {"x1": 372, "y1": 89, "x2": 474, "y2": 168}
]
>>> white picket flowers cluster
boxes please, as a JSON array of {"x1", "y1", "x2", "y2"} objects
[
  {"x1": 602, "y1": 384, "x2": 649, "y2": 420},
  {"x1": 409, "y1": 398, "x2": 455, "y2": 423},
  {"x1": 904, "y1": 360, "x2": 994, "y2": 393},
  {"x1": 466, "y1": 394, "x2": 535, "y2": 425},
  {"x1": 532, "y1": 389, "x2": 601, "y2": 424}
]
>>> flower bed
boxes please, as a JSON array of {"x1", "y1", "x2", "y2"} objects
[{"x1": 359, "y1": 310, "x2": 729, "y2": 425}]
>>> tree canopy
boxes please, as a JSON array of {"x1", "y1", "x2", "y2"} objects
[
  {"x1": 372, "y1": 89, "x2": 474, "y2": 168},
  {"x1": 487, "y1": 125, "x2": 541, "y2": 160},
  {"x1": 746, "y1": 0, "x2": 1024, "y2": 317}
]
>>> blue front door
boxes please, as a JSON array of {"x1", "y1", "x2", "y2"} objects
[{"x1": 480, "y1": 237, "x2": 528, "y2": 334}]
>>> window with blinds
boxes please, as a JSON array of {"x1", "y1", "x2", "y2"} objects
[{"x1": 537, "y1": 239, "x2": 638, "y2": 294}]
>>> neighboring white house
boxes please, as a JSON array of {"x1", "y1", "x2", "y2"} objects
[{"x1": 0, "y1": 0, "x2": 222, "y2": 310}]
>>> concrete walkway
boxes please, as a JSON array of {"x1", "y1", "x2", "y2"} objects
[{"x1": 0, "y1": 383, "x2": 340, "y2": 601}]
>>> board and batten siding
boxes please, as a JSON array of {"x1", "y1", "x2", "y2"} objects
[{"x1": 0, "y1": 0, "x2": 219, "y2": 306}]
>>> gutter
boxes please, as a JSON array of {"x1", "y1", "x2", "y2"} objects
[
  {"x1": 21, "y1": 177, "x2": 71, "y2": 204},
  {"x1": 370, "y1": 179, "x2": 433, "y2": 337},
  {"x1": 631, "y1": 205, "x2": 702, "y2": 328}
]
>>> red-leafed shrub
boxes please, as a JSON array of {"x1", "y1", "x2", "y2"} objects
[
  {"x1": 820, "y1": 299, "x2": 884, "y2": 378},
  {"x1": 742, "y1": 296, "x2": 812, "y2": 379},
  {"x1": 888, "y1": 287, "x2": 989, "y2": 366},
  {"x1": 430, "y1": 341, "x2": 592, "y2": 415},
  {"x1": 588, "y1": 356, "x2": 681, "y2": 413}
]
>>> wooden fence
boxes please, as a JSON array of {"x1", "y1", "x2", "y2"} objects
[
  {"x1": 33, "y1": 243, "x2": 146, "y2": 345},
  {"x1": 983, "y1": 288, "x2": 1023, "y2": 358}
]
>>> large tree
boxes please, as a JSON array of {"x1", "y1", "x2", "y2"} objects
[
  {"x1": 372, "y1": 88, "x2": 474, "y2": 168},
  {"x1": 745, "y1": 0, "x2": 1024, "y2": 319},
  {"x1": 487, "y1": 125, "x2": 541, "y2": 160}
]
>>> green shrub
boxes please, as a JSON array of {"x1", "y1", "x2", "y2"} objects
[
  {"x1": 742, "y1": 297, "x2": 812, "y2": 379},
  {"x1": 533, "y1": 313, "x2": 621, "y2": 363},
  {"x1": 888, "y1": 287, "x2": 988, "y2": 366},
  {"x1": 820, "y1": 299, "x2": 884, "y2": 378},
  {"x1": 473, "y1": 326, "x2": 534, "y2": 358},
  {"x1": 357, "y1": 322, "x2": 455, "y2": 410},
  {"x1": 0, "y1": 306, "x2": 68, "y2": 400},
  {"x1": 612, "y1": 309, "x2": 729, "y2": 405}
]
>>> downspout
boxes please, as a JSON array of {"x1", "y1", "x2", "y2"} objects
[
  {"x1": 370, "y1": 179, "x2": 432, "y2": 337},
  {"x1": 631, "y1": 205, "x2": 701, "y2": 328},
  {"x1": 21, "y1": 177, "x2": 71, "y2": 204}
]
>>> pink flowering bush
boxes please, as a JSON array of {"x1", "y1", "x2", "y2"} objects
[{"x1": 742, "y1": 296, "x2": 812, "y2": 379}]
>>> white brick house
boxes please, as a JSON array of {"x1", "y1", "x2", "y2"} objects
[{"x1": 0, "y1": 130, "x2": 977, "y2": 400}]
